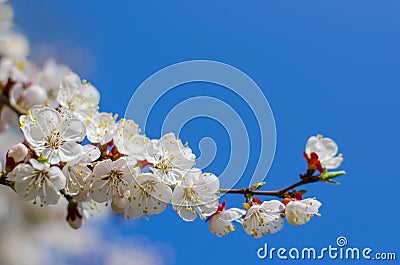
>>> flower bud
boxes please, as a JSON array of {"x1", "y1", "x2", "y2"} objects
[
  {"x1": 294, "y1": 192, "x2": 303, "y2": 201},
  {"x1": 67, "y1": 214, "x2": 83, "y2": 229},
  {"x1": 282, "y1": 198, "x2": 293, "y2": 205},
  {"x1": 23, "y1": 85, "x2": 47, "y2": 106},
  {"x1": 6, "y1": 143, "x2": 28, "y2": 171},
  {"x1": 111, "y1": 195, "x2": 128, "y2": 213},
  {"x1": 67, "y1": 202, "x2": 83, "y2": 229}
]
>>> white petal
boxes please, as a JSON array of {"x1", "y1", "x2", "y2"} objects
[
  {"x1": 41, "y1": 147, "x2": 61, "y2": 164},
  {"x1": 90, "y1": 180, "x2": 111, "y2": 202},
  {"x1": 39, "y1": 180, "x2": 61, "y2": 205},
  {"x1": 262, "y1": 212, "x2": 284, "y2": 234},
  {"x1": 32, "y1": 107, "x2": 62, "y2": 137},
  {"x1": 301, "y1": 198, "x2": 322, "y2": 214},
  {"x1": 243, "y1": 205, "x2": 284, "y2": 238},
  {"x1": 15, "y1": 180, "x2": 37, "y2": 201},
  {"x1": 58, "y1": 142, "x2": 83, "y2": 163},
  {"x1": 171, "y1": 186, "x2": 197, "y2": 221},
  {"x1": 306, "y1": 136, "x2": 338, "y2": 161},
  {"x1": 29, "y1": 159, "x2": 50, "y2": 171},
  {"x1": 83, "y1": 144, "x2": 101, "y2": 162},
  {"x1": 285, "y1": 198, "x2": 321, "y2": 226},
  {"x1": 93, "y1": 159, "x2": 112, "y2": 177},
  {"x1": 285, "y1": 201, "x2": 309, "y2": 226},
  {"x1": 124, "y1": 205, "x2": 144, "y2": 219},
  {"x1": 177, "y1": 205, "x2": 197, "y2": 221},
  {"x1": 219, "y1": 208, "x2": 245, "y2": 222},
  {"x1": 47, "y1": 166, "x2": 66, "y2": 190},
  {"x1": 153, "y1": 180, "x2": 172, "y2": 204},
  {"x1": 321, "y1": 156, "x2": 343, "y2": 169},
  {"x1": 261, "y1": 200, "x2": 285, "y2": 213},
  {"x1": 208, "y1": 212, "x2": 235, "y2": 237},
  {"x1": 60, "y1": 118, "x2": 86, "y2": 142}
]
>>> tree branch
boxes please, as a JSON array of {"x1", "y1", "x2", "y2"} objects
[
  {"x1": 0, "y1": 92, "x2": 24, "y2": 116},
  {"x1": 219, "y1": 175, "x2": 321, "y2": 198}
]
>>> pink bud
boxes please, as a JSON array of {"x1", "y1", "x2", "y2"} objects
[{"x1": 6, "y1": 143, "x2": 28, "y2": 170}]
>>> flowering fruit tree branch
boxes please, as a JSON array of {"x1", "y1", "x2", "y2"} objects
[{"x1": 0, "y1": 0, "x2": 346, "y2": 238}]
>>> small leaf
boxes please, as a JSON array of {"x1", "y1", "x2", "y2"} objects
[
  {"x1": 327, "y1": 180, "x2": 340, "y2": 185},
  {"x1": 298, "y1": 190, "x2": 307, "y2": 195},
  {"x1": 249, "y1": 182, "x2": 266, "y2": 191},
  {"x1": 37, "y1": 156, "x2": 49, "y2": 163},
  {"x1": 321, "y1": 170, "x2": 346, "y2": 180}
]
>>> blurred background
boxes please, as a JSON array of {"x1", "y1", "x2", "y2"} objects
[{"x1": 1, "y1": 0, "x2": 399, "y2": 264}]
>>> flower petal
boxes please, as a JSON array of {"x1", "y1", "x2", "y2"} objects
[
  {"x1": 58, "y1": 142, "x2": 83, "y2": 163},
  {"x1": 60, "y1": 118, "x2": 86, "y2": 142},
  {"x1": 321, "y1": 156, "x2": 343, "y2": 169}
]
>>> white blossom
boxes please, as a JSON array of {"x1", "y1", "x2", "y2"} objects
[
  {"x1": 171, "y1": 168, "x2": 219, "y2": 221},
  {"x1": 20, "y1": 106, "x2": 85, "y2": 164},
  {"x1": 9, "y1": 84, "x2": 48, "y2": 113},
  {"x1": 8, "y1": 159, "x2": 66, "y2": 205},
  {"x1": 39, "y1": 59, "x2": 72, "y2": 107},
  {"x1": 90, "y1": 158, "x2": 134, "y2": 209},
  {"x1": 242, "y1": 200, "x2": 285, "y2": 238},
  {"x1": 306, "y1": 135, "x2": 343, "y2": 169},
  {"x1": 0, "y1": 33, "x2": 29, "y2": 58},
  {"x1": 113, "y1": 118, "x2": 147, "y2": 159},
  {"x1": 0, "y1": 58, "x2": 39, "y2": 85},
  {"x1": 207, "y1": 202, "x2": 245, "y2": 237},
  {"x1": 57, "y1": 73, "x2": 100, "y2": 120},
  {"x1": 62, "y1": 144, "x2": 100, "y2": 195},
  {"x1": 146, "y1": 133, "x2": 195, "y2": 185},
  {"x1": 285, "y1": 198, "x2": 322, "y2": 226},
  {"x1": 85, "y1": 112, "x2": 117, "y2": 145},
  {"x1": 125, "y1": 167, "x2": 172, "y2": 219}
]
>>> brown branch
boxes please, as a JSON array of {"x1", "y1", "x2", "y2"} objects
[
  {"x1": 0, "y1": 92, "x2": 24, "y2": 116},
  {"x1": 219, "y1": 175, "x2": 321, "y2": 198},
  {"x1": 0, "y1": 174, "x2": 16, "y2": 191}
]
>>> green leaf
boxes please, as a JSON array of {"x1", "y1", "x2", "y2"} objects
[
  {"x1": 37, "y1": 156, "x2": 49, "y2": 163},
  {"x1": 320, "y1": 170, "x2": 346, "y2": 180},
  {"x1": 298, "y1": 189, "x2": 308, "y2": 195},
  {"x1": 327, "y1": 180, "x2": 340, "y2": 185},
  {"x1": 249, "y1": 182, "x2": 266, "y2": 191}
]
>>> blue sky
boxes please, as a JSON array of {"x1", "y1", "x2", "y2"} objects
[{"x1": 12, "y1": 1, "x2": 400, "y2": 264}]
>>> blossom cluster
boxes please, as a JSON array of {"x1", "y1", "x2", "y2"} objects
[{"x1": 0, "y1": 0, "x2": 346, "y2": 238}]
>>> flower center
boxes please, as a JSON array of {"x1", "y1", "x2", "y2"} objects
[
  {"x1": 184, "y1": 187, "x2": 197, "y2": 199},
  {"x1": 141, "y1": 180, "x2": 157, "y2": 197},
  {"x1": 108, "y1": 169, "x2": 124, "y2": 180},
  {"x1": 155, "y1": 157, "x2": 173, "y2": 173},
  {"x1": 46, "y1": 132, "x2": 62, "y2": 149}
]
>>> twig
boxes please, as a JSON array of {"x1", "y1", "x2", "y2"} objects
[
  {"x1": 0, "y1": 92, "x2": 24, "y2": 116},
  {"x1": 219, "y1": 175, "x2": 321, "y2": 198}
]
